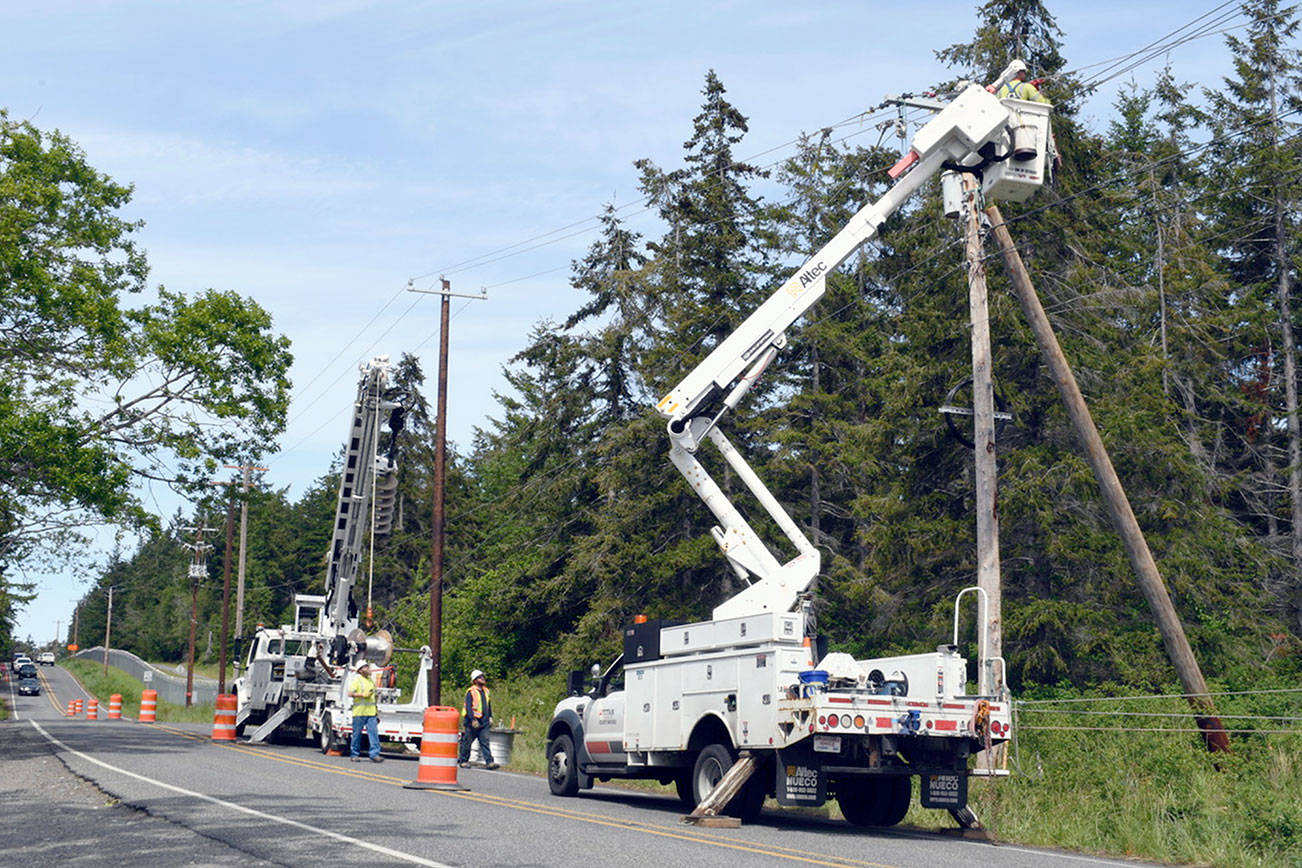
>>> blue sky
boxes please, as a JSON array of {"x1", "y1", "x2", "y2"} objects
[{"x1": 5, "y1": 1, "x2": 1245, "y2": 644}]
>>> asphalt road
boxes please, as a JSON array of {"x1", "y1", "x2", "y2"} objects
[{"x1": 2, "y1": 665, "x2": 1162, "y2": 867}]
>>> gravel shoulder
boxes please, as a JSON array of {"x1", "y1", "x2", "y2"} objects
[{"x1": 0, "y1": 720, "x2": 278, "y2": 866}]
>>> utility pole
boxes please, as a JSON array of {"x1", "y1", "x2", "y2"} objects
[
  {"x1": 182, "y1": 521, "x2": 215, "y2": 707},
  {"x1": 71, "y1": 604, "x2": 79, "y2": 652},
  {"x1": 220, "y1": 490, "x2": 235, "y2": 694},
  {"x1": 985, "y1": 204, "x2": 1230, "y2": 753},
  {"x1": 209, "y1": 477, "x2": 240, "y2": 694},
  {"x1": 102, "y1": 586, "x2": 113, "y2": 676},
  {"x1": 961, "y1": 173, "x2": 1003, "y2": 698},
  {"x1": 408, "y1": 277, "x2": 486, "y2": 705},
  {"x1": 224, "y1": 464, "x2": 267, "y2": 640}
]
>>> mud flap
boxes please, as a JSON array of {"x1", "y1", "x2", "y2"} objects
[
  {"x1": 774, "y1": 742, "x2": 826, "y2": 807},
  {"x1": 920, "y1": 772, "x2": 968, "y2": 810}
]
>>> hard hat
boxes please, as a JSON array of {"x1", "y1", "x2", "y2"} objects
[{"x1": 470, "y1": 669, "x2": 485, "y2": 681}]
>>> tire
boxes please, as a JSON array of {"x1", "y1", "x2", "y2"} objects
[
  {"x1": 319, "y1": 713, "x2": 340, "y2": 754},
  {"x1": 674, "y1": 771, "x2": 695, "y2": 809},
  {"x1": 691, "y1": 744, "x2": 766, "y2": 822},
  {"x1": 547, "y1": 733, "x2": 580, "y2": 796},
  {"x1": 838, "y1": 775, "x2": 911, "y2": 827},
  {"x1": 876, "y1": 775, "x2": 911, "y2": 826}
]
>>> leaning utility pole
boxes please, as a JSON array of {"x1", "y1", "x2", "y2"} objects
[
  {"x1": 985, "y1": 204, "x2": 1230, "y2": 752},
  {"x1": 408, "y1": 277, "x2": 486, "y2": 706}
]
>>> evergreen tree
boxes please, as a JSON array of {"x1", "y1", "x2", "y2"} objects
[
  {"x1": 636, "y1": 70, "x2": 771, "y2": 395},
  {"x1": 1203, "y1": 0, "x2": 1302, "y2": 629}
]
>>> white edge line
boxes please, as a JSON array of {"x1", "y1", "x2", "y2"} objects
[{"x1": 28, "y1": 719, "x2": 451, "y2": 868}]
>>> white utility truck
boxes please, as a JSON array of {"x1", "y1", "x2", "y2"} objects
[
  {"x1": 545, "y1": 63, "x2": 1052, "y2": 826},
  {"x1": 234, "y1": 357, "x2": 434, "y2": 753}
]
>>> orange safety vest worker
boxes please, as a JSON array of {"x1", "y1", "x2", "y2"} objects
[{"x1": 464, "y1": 683, "x2": 491, "y2": 725}]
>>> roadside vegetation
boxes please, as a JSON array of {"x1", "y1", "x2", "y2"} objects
[{"x1": 61, "y1": 660, "x2": 214, "y2": 724}]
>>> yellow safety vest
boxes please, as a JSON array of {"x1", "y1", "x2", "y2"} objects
[
  {"x1": 997, "y1": 79, "x2": 1050, "y2": 104},
  {"x1": 351, "y1": 673, "x2": 377, "y2": 717}
]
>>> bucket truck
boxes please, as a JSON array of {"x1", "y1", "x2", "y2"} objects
[
  {"x1": 234, "y1": 356, "x2": 432, "y2": 753},
  {"x1": 545, "y1": 66, "x2": 1052, "y2": 826}
]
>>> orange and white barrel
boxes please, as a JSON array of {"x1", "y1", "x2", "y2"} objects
[
  {"x1": 107, "y1": 694, "x2": 123, "y2": 719},
  {"x1": 87, "y1": 698, "x2": 99, "y2": 720},
  {"x1": 211, "y1": 694, "x2": 237, "y2": 741},
  {"x1": 64, "y1": 700, "x2": 76, "y2": 717},
  {"x1": 73, "y1": 698, "x2": 83, "y2": 715},
  {"x1": 404, "y1": 706, "x2": 466, "y2": 790},
  {"x1": 139, "y1": 689, "x2": 157, "y2": 723}
]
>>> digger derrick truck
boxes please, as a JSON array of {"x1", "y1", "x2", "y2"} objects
[
  {"x1": 545, "y1": 65, "x2": 1052, "y2": 826},
  {"x1": 234, "y1": 356, "x2": 434, "y2": 753}
]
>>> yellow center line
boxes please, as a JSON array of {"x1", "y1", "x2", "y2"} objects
[
  {"x1": 108, "y1": 722, "x2": 900, "y2": 868},
  {"x1": 37, "y1": 669, "x2": 67, "y2": 716}
]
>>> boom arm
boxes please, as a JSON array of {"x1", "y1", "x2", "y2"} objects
[
  {"x1": 657, "y1": 79, "x2": 1051, "y2": 620},
  {"x1": 323, "y1": 356, "x2": 402, "y2": 635}
]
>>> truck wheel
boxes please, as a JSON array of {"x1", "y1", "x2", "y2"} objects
[
  {"x1": 547, "y1": 734, "x2": 580, "y2": 796},
  {"x1": 838, "y1": 775, "x2": 911, "y2": 827},
  {"x1": 674, "y1": 772, "x2": 695, "y2": 809},
  {"x1": 319, "y1": 714, "x2": 340, "y2": 754},
  {"x1": 876, "y1": 775, "x2": 911, "y2": 826},
  {"x1": 691, "y1": 745, "x2": 765, "y2": 822}
]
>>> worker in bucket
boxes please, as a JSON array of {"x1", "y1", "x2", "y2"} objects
[
  {"x1": 996, "y1": 66, "x2": 1050, "y2": 103},
  {"x1": 458, "y1": 669, "x2": 499, "y2": 769},
  {"x1": 348, "y1": 662, "x2": 383, "y2": 762}
]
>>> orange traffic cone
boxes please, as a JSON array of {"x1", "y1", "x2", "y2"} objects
[
  {"x1": 139, "y1": 689, "x2": 157, "y2": 723},
  {"x1": 404, "y1": 706, "x2": 466, "y2": 790},
  {"x1": 211, "y1": 694, "x2": 237, "y2": 741}
]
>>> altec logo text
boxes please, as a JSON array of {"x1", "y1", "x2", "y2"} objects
[{"x1": 798, "y1": 262, "x2": 827, "y2": 287}]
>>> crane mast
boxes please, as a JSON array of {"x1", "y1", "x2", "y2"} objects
[{"x1": 323, "y1": 357, "x2": 401, "y2": 636}]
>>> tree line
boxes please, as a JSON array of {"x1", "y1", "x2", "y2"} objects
[{"x1": 44, "y1": 1, "x2": 1302, "y2": 690}]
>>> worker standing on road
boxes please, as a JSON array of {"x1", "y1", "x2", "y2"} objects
[
  {"x1": 458, "y1": 669, "x2": 498, "y2": 769},
  {"x1": 348, "y1": 662, "x2": 383, "y2": 763}
]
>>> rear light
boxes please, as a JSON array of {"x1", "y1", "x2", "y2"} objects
[
  {"x1": 818, "y1": 715, "x2": 826, "y2": 726},
  {"x1": 854, "y1": 715, "x2": 865, "y2": 728},
  {"x1": 827, "y1": 713, "x2": 839, "y2": 727}
]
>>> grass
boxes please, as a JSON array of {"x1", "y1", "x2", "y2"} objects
[
  {"x1": 956, "y1": 689, "x2": 1302, "y2": 868},
  {"x1": 62, "y1": 659, "x2": 216, "y2": 723}
]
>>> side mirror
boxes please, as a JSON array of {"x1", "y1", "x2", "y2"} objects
[{"x1": 566, "y1": 670, "x2": 586, "y2": 697}]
